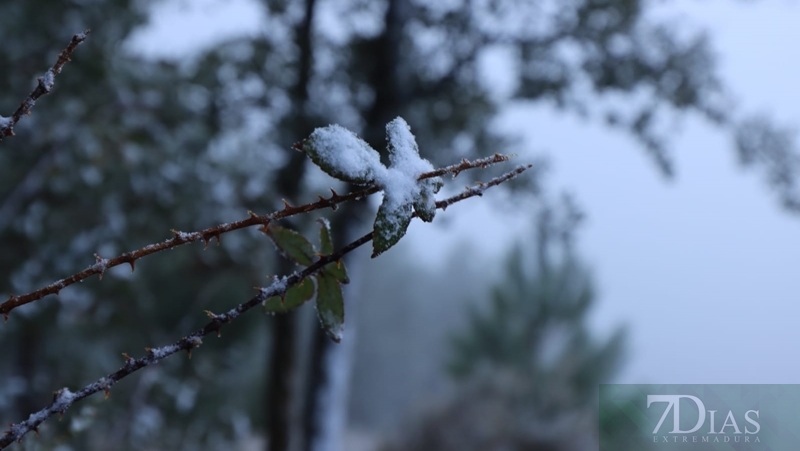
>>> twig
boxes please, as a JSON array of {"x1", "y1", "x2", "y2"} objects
[
  {"x1": 0, "y1": 30, "x2": 91, "y2": 140},
  {"x1": 0, "y1": 154, "x2": 512, "y2": 320},
  {"x1": 426, "y1": 153, "x2": 511, "y2": 179},
  {"x1": 0, "y1": 164, "x2": 531, "y2": 449}
]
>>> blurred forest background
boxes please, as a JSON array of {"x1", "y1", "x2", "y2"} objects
[{"x1": 0, "y1": 1, "x2": 798, "y2": 451}]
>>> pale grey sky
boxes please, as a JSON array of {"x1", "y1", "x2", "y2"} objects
[{"x1": 130, "y1": 0, "x2": 800, "y2": 384}]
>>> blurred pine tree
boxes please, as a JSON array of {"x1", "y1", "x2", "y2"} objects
[{"x1": 382, "y1": 198, "x2": 625, "y2": 451}]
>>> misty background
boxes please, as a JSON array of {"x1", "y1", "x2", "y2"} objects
[{"x1": 1, "y1": 1, "x2": 799, "y2": 450}]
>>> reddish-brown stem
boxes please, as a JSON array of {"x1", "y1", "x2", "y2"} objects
[
  {"x1": 0, "y1": 164, "x2": 530, "y2": 449},
  {"x1": 0, "y1": 154, "x2": 512, "y2": 320},
  {"x1": 0, "y1": 30, "x2": 91, "y2": 140}
]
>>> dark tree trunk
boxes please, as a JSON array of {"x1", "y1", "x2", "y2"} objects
[
  {"x1": 301, "y1": 1, "x2": 407, "y2": 450},
  {"x1": 266, "y1": 1, "x2": 318, "y2": 450}
]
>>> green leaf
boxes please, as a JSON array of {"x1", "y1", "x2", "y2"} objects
[
  {"x1": 317, "y1": 218, "x2": 334, "y2": 255},
  {"x1": 264, "y1": 278, "x2": 315, "y2": 313},
  {"x1": 425, "y1": 176, "x2": 444, "y2": 195},
  {"x1": 383, "y1": 118, "x2": 441, "y2": 224},
  {"x1": 315, "y1": 273, "x2": 345, "y2": 342},
  {"x1": 413, "y1": 190, "x2": 437, "y2": 222},
  {"x1": 372, "y1": 198, "x2": 413, "y2": 258},
  {"x1": 322, "y1": 260, "x2": 349, "y2": 284},
  {"x1": 413, "y1": 177, "x2": 442, "y2": 222},
  {"x1": 265, "y1": 225, "x2": 316, "y2": 266},
  {"x1": 316, "y1": 218, "x2": 349, "y2": 283},
  {"x1": 303, "y1": 125, "x2": 383, "y2": 184}
]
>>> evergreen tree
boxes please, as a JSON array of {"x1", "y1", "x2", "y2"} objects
[
  {"x1": 383, "y1": 198, "x2": 624, "y2": 451},
  {"x1": 448, "y1": 196, "x2": 625, "y2": 414},
  {"x1": 0, "y1": 1, "x2": 276, "y2": 449}
]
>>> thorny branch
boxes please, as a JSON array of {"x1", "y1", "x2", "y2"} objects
[
  {"x1": 0, "y1": 164, "x2": 531, "y2": 449},
  {"x1": 0, "y1": 153, "x2": 511, "y2": 320},
  {"x1": 0, "y1": 30, "x2": 91, "y2": 140}
]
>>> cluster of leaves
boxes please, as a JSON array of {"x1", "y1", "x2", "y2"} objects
[
  {"x1": 263, "y1": 219, "x2": 349, "y2": 342},
  {"x1": 302, "y1": 117, "x2": 443, "y2": 257}
]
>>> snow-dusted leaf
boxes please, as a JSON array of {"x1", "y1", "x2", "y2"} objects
[
  {"x1": 372, "y1": 197, "x2": 413, "y2": 258},
  {"x1": 315, "y1": 273, "x2": 345, "y2": 342},
  {"x1": 317, "y1": 218, "x2": 334, "y2": 255},
  {"x1": 323, "y1": 260, "x2": 349, "y2": 284},
  {"x1": 425, "y1": 177, "x2": 444, "y2": 194},
  {"x1": 413, "y1": 177, "x2": 443, "y2": 222},
  {"x1": 264, "y1": 278, "x2": 315, "y2": 313},
  {"x1": 385, "y1": 117, "x2": 434, "y2": 178},
  {"x1": 317, "y1": 218, "x2": 349, "y2": 283},
  {"x1": 380, "y1": 117, "x2": 442, "y2": 224},
  {"x1": 386, "y1": 117, "x2": 422, "y2": 164},
  {"x1": 303, "y1": 125, "x2": 384, "y2": 184},
  {"x1": 413, "y1": 191, "x2": 437, "y2": 222},
  {"x1": 265, "y1": 225, "x2": 316, "y2": 266}
]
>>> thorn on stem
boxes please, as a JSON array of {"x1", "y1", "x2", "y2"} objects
[
  {"x1": 129, "y1": 259, "x2": 136, "y2": 273},
  {"x1": 94, "y1": 253, "x2": 107, "y2": 280}
]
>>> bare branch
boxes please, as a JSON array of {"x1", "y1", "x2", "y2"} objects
[
  {"x1": 0, "y1": 164, "x2": 531, "y2": 449},
  {"x1": 0, "y1": 154, "x2": 515, "y2": 320},
  {"x1": 0, "y1": 30, "x2": 91, "y2": 140}
]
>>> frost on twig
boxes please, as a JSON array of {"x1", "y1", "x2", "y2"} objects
[
  {"x1": 0, "y1": 30, "x2": 90, "y2": 140},
  {"x1": 0, "y1": 153, "x2": 511, "y2": 320},
  {"x1": 0, "y1": 165, "x2": 531, "y2": 449}
]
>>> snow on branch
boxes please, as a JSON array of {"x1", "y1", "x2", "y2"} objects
[
  {"x1": 0, "y1": 154, "x2": 514, "y2": 320},
  {"x1": 0, "y1": 165, "x2": 531, "y2": 449},
  {"x1": 0, "y1": 30, "x2": 90, "y2": 140}
]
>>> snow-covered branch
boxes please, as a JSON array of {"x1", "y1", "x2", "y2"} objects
[
  {"x1": 0, "y1": 165, "x2": 531, "y2": 449},
  {"x1": 0, "y1": 30, "x2": 90, "y2": 140},
  {"x1": 0, "y1": 154, "x2": 513, "y2": 320}
]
